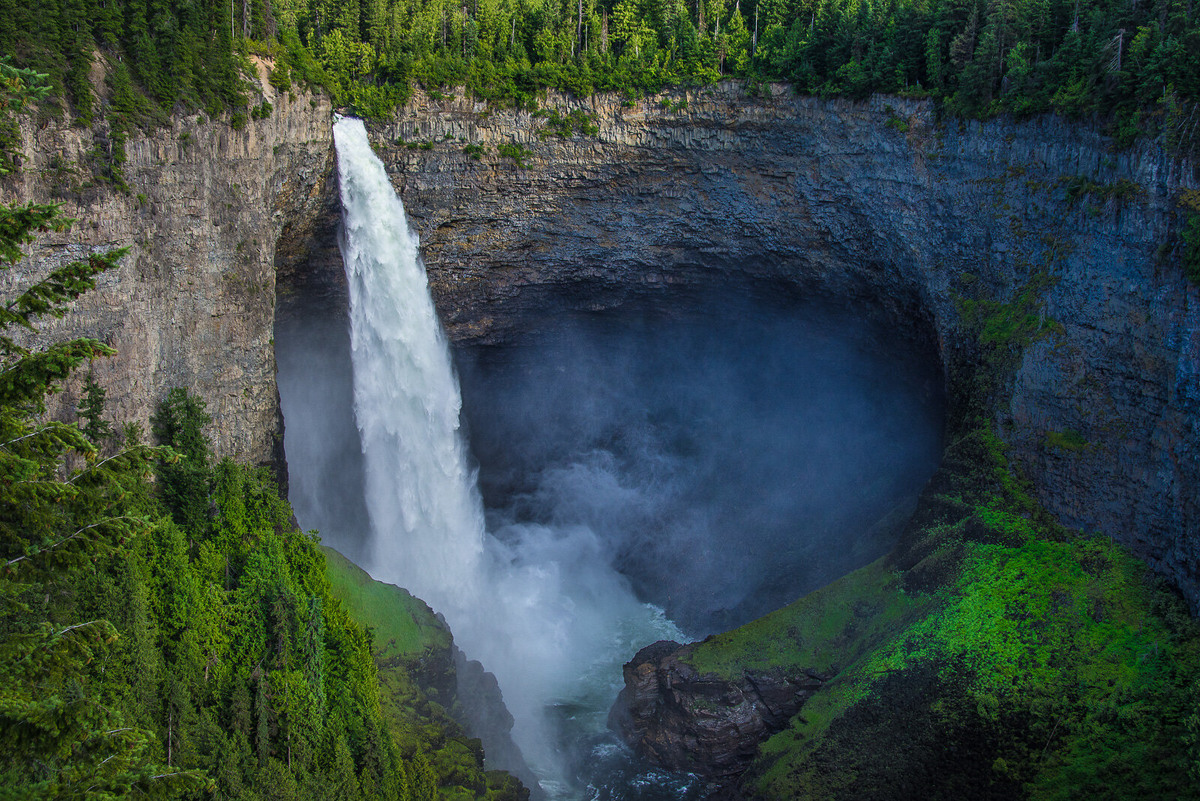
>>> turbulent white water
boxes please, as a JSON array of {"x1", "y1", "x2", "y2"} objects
[
  {"x1": 335, "y1": 115, "x2": 486, "y2": 613},
  {"x1": 332, "y1": 116, "x2": 682, "y2": 792}
]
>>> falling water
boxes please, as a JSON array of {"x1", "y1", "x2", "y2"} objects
[
  {"x1": 332, "y1": 116, "x2": 685, "y2": 796},
  {"x1": 334, "y1": 115, "x2": 486, "y2": 614}
]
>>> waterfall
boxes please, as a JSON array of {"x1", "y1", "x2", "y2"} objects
[
  {"x1": 334, "y1": 116, "x2": 485, "y2": 616},
  {"x1": 332, "y1": 116, "x2": 685, "y2": 795}
]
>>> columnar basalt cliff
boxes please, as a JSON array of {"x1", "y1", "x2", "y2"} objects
[{"x1": 1, "y1": 65, "x2": 333, "y2": 466}]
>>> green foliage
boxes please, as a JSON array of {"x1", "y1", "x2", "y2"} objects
[
  {"x1": 1044, "y1": 428, "x2": 1088, "y2": 453},
  {"x1": 151, "y1": 388, "x2": 212, "y2": 536},
  {"x1": 462, "y1": 143, "x2": 487, "y2": 160},
  {"x1": 685, "y1": 430, "x2": 1200, "y2": 798},
  {"x1": 68, "y1": 387, "x2": 456, "y2": 800},
  {"x1": 0, "y1": 61, "x2": 51, "y2": 175},
  {"x1": 535, "y1": 107, "x2": 598, "y2": 138},
  {"x1": 0, "y1": 196, "x2": 205, "y2": 799},
  {"x1": 959, "y1": 270, "x2": 1061, "y2": 353},
  {"x1": 1180, "y1": 189, "x2": 1200, "y2": 285},
  {"x1": 78, "y1": 370, "x2": 114, "y2": 445},
  {"x1": 953, "y1": 268, "x2": 1065, "y2": 424},
  {"x1": 1184, "y1": 212, "x2": 1200, "y2": 284},
  {"x1": 322, "y1": 547, "x2": 450, "y2": 662},
  {"x1": 0, "y1": 30, "x2": 492, "y2": 801},
  {"x1": 7, "y1": 0, "x2": 1200, "y2": 141},
  {"x1": 496, "y1": 142, "x2": 532, "y2": 166},
  {"x1": 685, "y1": 559, "x2": 926, "y2": 682},
  {"x1": 883, "y1": 105, "x2": 909, "y2": 133},
  {"x1": 1064, "y1": 176, "x2": 1145, "y2": 206}
]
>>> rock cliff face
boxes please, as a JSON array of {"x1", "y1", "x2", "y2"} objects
[
  {"x1": 360, "y1": 85, "x2": 1198, "y2": 613},
  {"x1": 9, "y1": 84, "x2": 1196, "y2": 609},
  {"x1": 1, "y1": 65, "x2": 333, "y2": 466},
  {"x1": 608, "y1": 640, "x2": 825, "y2": 781}
]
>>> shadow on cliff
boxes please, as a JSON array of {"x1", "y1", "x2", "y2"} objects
[{"x1": 455, "y1": 286, "x2": 946, "y2": 637}]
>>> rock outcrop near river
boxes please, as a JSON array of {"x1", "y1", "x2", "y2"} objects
[{"x1": 608, "y1": 639, "x2": 826, "y2": 781}]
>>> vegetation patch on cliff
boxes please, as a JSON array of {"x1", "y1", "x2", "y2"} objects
[
  {"x1": 684, "y1": 559, "x2": 929, "y2": 684},
  {"x1": 674, "y1": 431, "x2": 1200, "y2": 799},
  {"x1": 1179, "y1": 189, "x2": 1200, "y2": 285},
  {"x1": 322, "y1": 546, "x2": 452, "y2": 664}
]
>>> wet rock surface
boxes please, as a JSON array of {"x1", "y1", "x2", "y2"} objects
[
  {"x1": 452, "y1": 647, "x2": 546, "y2": 799},
  {"x1": 609, "y1": 640, "x2": 825, "y2": 781}
]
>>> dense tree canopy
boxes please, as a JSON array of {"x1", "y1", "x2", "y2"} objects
[{"x1": 1, "y1": 0, "x2": 1197, "y2": 142}]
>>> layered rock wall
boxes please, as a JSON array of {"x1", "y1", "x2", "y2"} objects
[
  {"x1": 365, "y1": 85, "x2": 1199, "y2": 610},
  {"x1": 4, "y1": 78, "x2": 1198, "y2": 611},
  {"x1": 1, "y1": 69, "x2": 333, "y2": 465}
]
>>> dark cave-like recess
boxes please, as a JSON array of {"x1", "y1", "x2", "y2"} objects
[{"x1": 275, "y1": 255, "x2": 947, "y2": 634}]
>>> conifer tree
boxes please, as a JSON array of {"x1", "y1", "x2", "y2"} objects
[
  {"x1": 0, "y1": 69, "x2": 205, "y2": 801},
  {"x1": 78, "y1": 369, "x2": 114, "y2": 445}
]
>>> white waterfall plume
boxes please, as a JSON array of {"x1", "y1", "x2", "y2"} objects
[
  {"x1": 331, "y1": 116, "x2": 682, "y2": 791},
  {"x1": 334, "y1": 115, "x2": 486, "y2": 613}
]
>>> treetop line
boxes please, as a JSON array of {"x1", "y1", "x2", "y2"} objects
[{"x1": 0, "y1": 0, "x2": 1196, "y2": 145}]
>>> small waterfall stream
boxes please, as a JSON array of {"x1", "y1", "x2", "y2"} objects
[{"x1": 332, "y1": 116, "x2": 686, "y2": 797}]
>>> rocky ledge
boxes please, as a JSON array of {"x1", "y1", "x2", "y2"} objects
[{"x1": 609, "y1": 639, "x2": 826, "y2": 781}]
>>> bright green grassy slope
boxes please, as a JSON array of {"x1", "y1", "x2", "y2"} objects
[
  {"x1": 682, "y1": 432, "x2": 1200, "y2": 800},
  {"x1": 322, "y1": 545, "x2": 452, "y2": 662},
  {"x1": 322, "y1": 546, "x2": 527, "y2": 801},
  {"x1": 687, "y1": 558, "x2": 931, "y2": 682}
]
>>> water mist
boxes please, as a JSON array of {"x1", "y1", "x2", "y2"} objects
[{"x1": 329, "y1": 117, "x2": 681, "y2": 794}]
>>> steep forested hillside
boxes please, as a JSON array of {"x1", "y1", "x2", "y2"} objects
[
  {"x1": 0, "y1": 68, "x2": 525, "y2": 796},
  {"x1": 2, "y1": 0, "x2": 1198, "y2": 143}
]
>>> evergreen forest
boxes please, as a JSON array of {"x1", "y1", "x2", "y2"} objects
[
  {"x1": 0, "y1": 68, "x2": 527, "y2": 800},
  {"x1": 1, "y1": 0, "x2": 1198, "y2": 146}
]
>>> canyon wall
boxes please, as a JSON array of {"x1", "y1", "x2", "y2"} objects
[
  {"x1": 0, "y1": 65, "x2": 333, "y2": 466},
  {"x1": 368, "y1": 85, "x2": 1200, "y2": 611},
  {"x1": 5, "y1": 79, "x2": 1198, "y2": 610}
]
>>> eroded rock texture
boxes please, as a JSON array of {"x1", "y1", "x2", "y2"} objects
[
  {"x1": 608, "y1": 640, "x2": 825, "y2": 780},
  {"x1": 0, "y1": 70, "x2": 333, "y2": 466}
]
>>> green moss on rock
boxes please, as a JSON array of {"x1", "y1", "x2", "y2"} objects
[
  {"x1": 672, "y1": 432, "x2": 1200, "y2": 799},
  {"x1": 322, "y1": 546, "x2": 452, "y2": 662}
]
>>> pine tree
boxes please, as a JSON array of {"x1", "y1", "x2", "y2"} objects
[
  {"x1": 0, "y1": 70, "x2": 206, "y2": 801},
  {"x1": 151, "y1": 387, "x2": 213, "y2": 536},
  {"x1": 78, "y1": 369, "x2": 115, "y2": 445}
]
